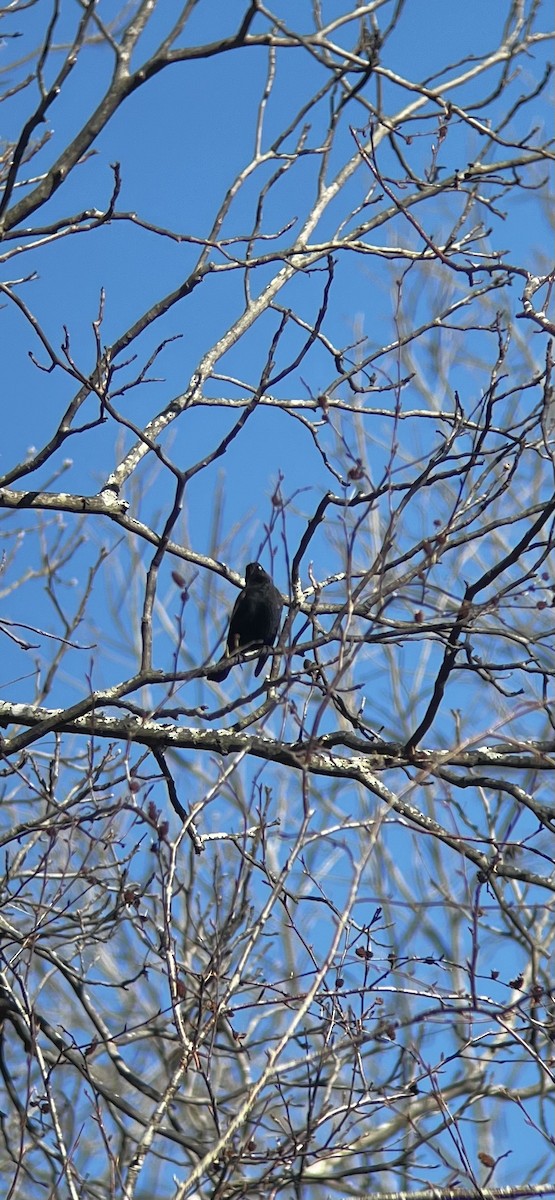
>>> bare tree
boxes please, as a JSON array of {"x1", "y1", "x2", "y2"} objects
[{"x1": 0, "y1": 3, "x2": 554, "y2": 1198}]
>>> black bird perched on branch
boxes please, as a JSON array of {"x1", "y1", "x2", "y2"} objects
[{"x1": 209, "y1": 562, "x2": 282, "y2": 683}]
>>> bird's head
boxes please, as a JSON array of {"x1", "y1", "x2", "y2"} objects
[{"x1": 245, "y1": 562, "x2": 267, "y2": 585}]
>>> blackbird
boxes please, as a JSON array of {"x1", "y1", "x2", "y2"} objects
[{"x1": 209, "y1": 562, "x2": 282, "y2": 683}]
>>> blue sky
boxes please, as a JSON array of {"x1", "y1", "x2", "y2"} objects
[
  {"x1": 0, "y1": 3, "x2": 553, "y2": 1190},
  {"x1": 1, "y1": 0, "x2": 553, "y2": 784}
]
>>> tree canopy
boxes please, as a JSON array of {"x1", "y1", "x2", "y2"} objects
[{"x1": 0, "y1": 3, "x2": 554, "y2": 1198}]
